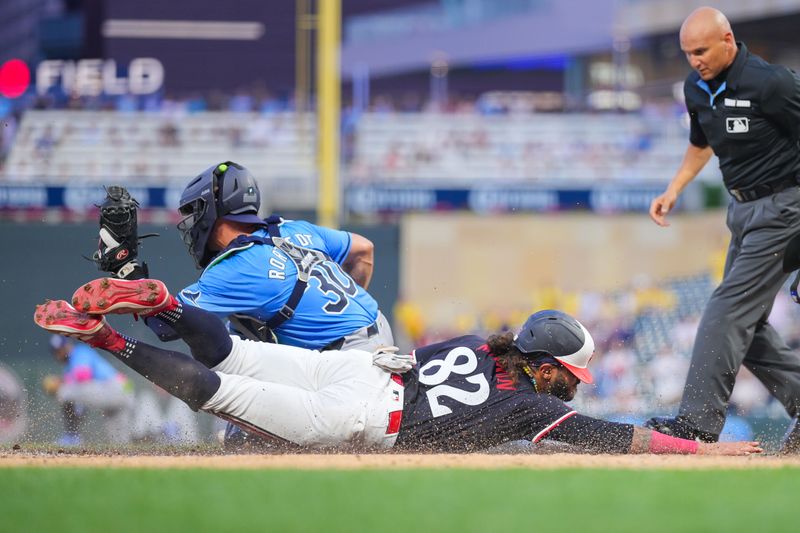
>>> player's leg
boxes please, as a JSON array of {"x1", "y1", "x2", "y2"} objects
[
  {"x1": 678, "y1": 196, "x2": 797, "y2": 437},
  {"x1": 34, "y1": 300, "x2": 221, "y2": 411},
  {"x1": 203, "y1": 350, "x2": 401, "y2": 448},
  {"x1": 35, "y1": 300, "x2": 308, "y2": 444},
  {"x1": 155, "y1": 295, "x2": 364, "y2": 389},
  {"x1": 76, "y1": 277, "x2": 348, "y2": 389},
  {"x1": 35, "y1": 301, "x2": 400, "y2": 449},
  {"x1": 217, "y1": 341, "x2": 400, "y2": 449},
  {"x1": 648, "y1": 230, "x2": 744, "y2": 440},
  {"x1": 742, "y1": 322, "x2": 800, "y2": 419},
  {"x1": 213, "y1": 337, "x2": 329, "y2": 389},
  {"x1": 71, "y1": 278, "x2": 233, "y2": 368},
  {"x1": 70, "y1": 278, "x2": 317, "y2": 384}
]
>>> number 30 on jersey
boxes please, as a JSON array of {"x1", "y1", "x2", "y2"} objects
[{"x1": 419, "y1": 347, "x2": 490, "y2": 417}]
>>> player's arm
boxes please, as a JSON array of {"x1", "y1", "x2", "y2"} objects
[
  {"x1": 547, "y1": 414, "x2": 761, "y2": 455},
  {"x1": 301, "y1": 221, "x2": 374, "y2": 290},
  {"x1": 341, "y1": 232, "x2": 374, "y2": 289},
  {"x1": 629, "y1": 426, "x2": 763, "y2": 455},
  {"x1": 649, "y1": 142, "x2": 713, "y2": 227}
]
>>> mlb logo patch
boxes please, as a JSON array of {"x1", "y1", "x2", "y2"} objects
[{"x1": 726, "y1": 117, "x2": 750, "y2": 133}]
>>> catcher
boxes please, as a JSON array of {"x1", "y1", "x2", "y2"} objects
[
  {"x1": 91, "y1": 163, "x2": 390, "y2": 350},
  {"x1": 91, "y1": 162, "x2": 393, "y2": 448},
  {"x1": 33, "y1": 277, "x2": 762, "y2": 455}
]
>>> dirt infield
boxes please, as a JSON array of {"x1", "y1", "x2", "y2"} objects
[{"x1": 3, "y1": 451, "x2": 800, "y2": 470}]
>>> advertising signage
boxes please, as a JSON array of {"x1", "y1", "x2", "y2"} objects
[
  {"x1": 36, "y1": 58, "x2": 164, "y2": 96},
  {"x1": 0, "y1": 57, "x2": 165, "y2": 98}
]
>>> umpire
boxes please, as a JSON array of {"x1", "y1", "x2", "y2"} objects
[{"x1": 647, "y1": 7, "x2": 800, "y2": 447}]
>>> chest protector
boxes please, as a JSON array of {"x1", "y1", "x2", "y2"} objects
[{"x1": 213, "y1": 215, "x2": 332, "y2": 341}]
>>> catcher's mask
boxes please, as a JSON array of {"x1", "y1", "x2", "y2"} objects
[
  {"x1": 177, "y1": 161, "x2": 264, "y2": 269},
  {"x1": 513, "y1": 310, "x2": 595, "y2": 384}
]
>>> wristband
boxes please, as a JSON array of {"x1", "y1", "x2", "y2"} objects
[{"x1": 649, "y1": 431, "x2": 699, "y2": 454}]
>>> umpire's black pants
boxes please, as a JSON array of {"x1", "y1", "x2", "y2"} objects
[{"x1": 679, "y1": 185, "x2": 800, "y2": 435}]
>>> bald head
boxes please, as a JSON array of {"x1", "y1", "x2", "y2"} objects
[
  {"x1": 680, "y1": 7, "x2": 737, "y2": 81},
  {"x1": 681, "y1": 7, "x2": 732, "y2": 42}
]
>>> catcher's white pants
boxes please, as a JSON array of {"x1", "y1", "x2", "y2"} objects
[{"x1": 201, "y1": 337, "x2": 404, "y2": 449}]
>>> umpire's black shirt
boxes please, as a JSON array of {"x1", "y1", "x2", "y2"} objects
[{"x1": 685, "y1": 42, "x2": 800, "y2": 190}]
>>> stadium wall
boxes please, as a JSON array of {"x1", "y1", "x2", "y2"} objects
[{"x1": 400, "y1": 210, "x2": 729, "y2": 331}]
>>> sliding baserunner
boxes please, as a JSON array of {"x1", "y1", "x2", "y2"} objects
[{"x1": 34, "y1": 277, "x2": 761, "y2": 455}]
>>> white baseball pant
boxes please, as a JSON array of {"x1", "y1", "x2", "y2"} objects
[{"x1": 201, "y1": 337, "x2": 404, "y2": 449}]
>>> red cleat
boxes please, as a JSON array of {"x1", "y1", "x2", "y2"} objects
[
  {"x1": 34, "y1": 300, "x2": 125, "y2": 351},
  {"x1": 33, "y1": 300, "x2": 108, "y2": 341},
  {"x1": 71, "y1": 278, "x2": 172, "y2": 317}
]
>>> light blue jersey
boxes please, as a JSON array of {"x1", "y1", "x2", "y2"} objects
[{"x1": 177, "y1": 220, "x2": 379, "y2": 349}]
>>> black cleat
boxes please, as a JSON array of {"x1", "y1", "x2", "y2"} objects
[{"x1": 644, "y1": 415, "x2": 719, "y2": 443}]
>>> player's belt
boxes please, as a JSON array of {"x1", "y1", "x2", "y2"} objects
[
  {"x1": 386, "y1": 374, "x2": 404, "y2": 436},
  {"x1": 728, "y1": 174, "x2": 798, "y2": 202},
  {"x1": 322, "y1": 321, "x2": 380, "y2": 351}
]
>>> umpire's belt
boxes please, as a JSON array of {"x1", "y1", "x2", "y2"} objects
[
  {"x1": 728, "y1": 175, "x2": 798, "y2": 202},
  {"x1": 322, "y1": 321, "x2": 380, "y2": 351}
]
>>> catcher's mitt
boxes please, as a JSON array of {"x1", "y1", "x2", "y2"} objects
[{"x1": 91, "y1": 186, "x2": 157, "y2": 279}]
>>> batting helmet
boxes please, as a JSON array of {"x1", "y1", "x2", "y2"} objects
[
  {"x1": 513, "y1": 310, "x2": 595, "y2": 383},
  {"x1": 177, "y1": 161, "x2": 265, "y2": 269}
]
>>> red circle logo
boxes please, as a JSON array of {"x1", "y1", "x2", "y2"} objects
[
  {"x1": 0, "y1": 59, "x2": 31, "y2": 99},
  {"x1": 116, "y1": 249, "x2": 129, "y2": 261}
]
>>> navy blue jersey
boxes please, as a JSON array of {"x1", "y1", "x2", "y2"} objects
[{"x1": 395, "y1": 335, "x2": 578, "y2": 452}]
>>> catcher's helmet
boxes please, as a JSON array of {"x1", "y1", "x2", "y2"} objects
[
  {"x1": 513, "y1": 310, "x2": 595, "y2": 383},
  {"x1": 177, "y1": 161, "x2": 264, "y2": 269}
]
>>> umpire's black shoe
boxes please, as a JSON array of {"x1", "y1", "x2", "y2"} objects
[
  {"x1": 779, "y1": 417, "x2": 800, "y2": 454},
  {"x1": 644, "y1": 416, "x2": 719, "y2": 443}
]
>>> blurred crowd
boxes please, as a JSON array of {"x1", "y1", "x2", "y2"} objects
[
  {"x1": 346, "y1": 105, "x2": 692, "y2": 184},
  {"x1": 0, "y1": 85, "x2": 291, "y2": 171},
  {"x1": 1, "y1": 87, "x2": 699, "y2": 185}
]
